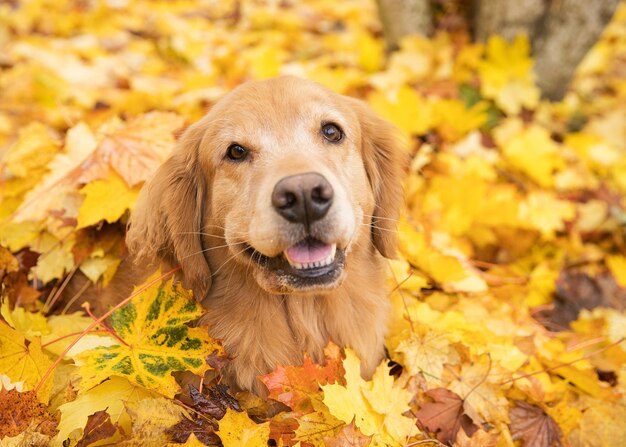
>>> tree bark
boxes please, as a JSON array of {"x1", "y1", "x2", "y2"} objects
[
  {"x1": 472, "y1": 0, "x2": 621, "y2": 100},
  {"x1": 376, "y1": 0, "x2": 620, "y2": 100},
  {"x1": 375, "y1": 0, "x2": 433, "y2": 50}
]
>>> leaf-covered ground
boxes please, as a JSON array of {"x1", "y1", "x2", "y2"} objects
[{"x1": 1, "y1": 1, "x2": 626, "y2": 446}]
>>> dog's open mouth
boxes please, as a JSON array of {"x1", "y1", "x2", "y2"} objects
[
  {"x1": 283, "y1": 239, "x2": 337, "y2": 270},
  {"x1": 243, "y1": 237, "x2": 345, "y2": 289}
]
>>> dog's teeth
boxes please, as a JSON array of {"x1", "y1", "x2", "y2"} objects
[{"x1": 284, "y1": 243, "x2": 338, "y2": 270}]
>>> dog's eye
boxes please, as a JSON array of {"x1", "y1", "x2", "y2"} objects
[
  {"x1": 226, "y1": 144, "x2": 248, "y2": 161},
  {"x1": 321, "y1": 123, "x2": 343, "y2": 143}
]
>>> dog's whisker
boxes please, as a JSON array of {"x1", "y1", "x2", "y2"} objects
[
  {"x1": 180, "y1": 242, "x2": 243, "y2": 261},
  {"x1": 175, "y1": 231, "x2": 223, "y2": 237},
  {"x1": 174, "y1": 230, "x2": 250, "y2": 237},
  {"x1": 360, "y1": 223, "x2": 398, "y2": 233},
  {"x1": 361, "y1": 214, "x2": 400, "y2": 223},
  {"x1": 244, "y1": 245, "x2": 257, "y2": 281},
  {"x1": 211, "y1": 244, "x2": 251, "y2": 277},
  {"x1": 223, "y1": 249, "x2": 242, "y2": 300},
  {"x1": 199, "y1": 223, "x2": 231, "y2": 231}
]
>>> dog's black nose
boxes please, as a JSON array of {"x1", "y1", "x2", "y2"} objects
[{"x1": 272, "y1": 172, "x2": 334, "y2": 226}]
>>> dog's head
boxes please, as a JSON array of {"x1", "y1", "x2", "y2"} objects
[{"x1": 127, "y1": 76, "x2": 404, "y2": 298}]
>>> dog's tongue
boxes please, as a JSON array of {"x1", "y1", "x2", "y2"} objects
[{"x1": 285, "y1": 239, "x2": 333, "y2": 263}]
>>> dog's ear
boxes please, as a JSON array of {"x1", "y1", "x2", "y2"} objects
[
  {"x1": 349, "y1": 98, "x2": 406, "y2": 258},
  {"x1": 126, "y1": 121, "x2": 211, "y2": 300}
]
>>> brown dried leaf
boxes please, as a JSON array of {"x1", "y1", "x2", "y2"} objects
[
  {"x1": 75, "y1": 410, "x2": 117, "y2": 447},
  {"x1": 167, "y1": 418, "x2": 221, "y2": 446},
  {"x1": 0, "y1": 246, "x2": 19, "y2": 278},
  {"x1": 188, "y1": 384, "x2": 241, "y2": 420},
  {"x1": 166, "y1": 385, "x2": 240, "y2": 446},
  {"x1": 415, "y1": 388, "x2": 477, "y2": 444},
  {"x1": 509, "y1": 401, "x2": 562, "y2": 447},
  {"x1": 536, "y1": 270, "x2": 626, "y2": 330}
]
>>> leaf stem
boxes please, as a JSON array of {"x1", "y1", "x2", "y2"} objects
[
  {"x1": 41, "y1": 329, "x2": 110, "y2": 348},
  {"x1": 82, "y1": 302, "x2": 129, "y2": 347}
]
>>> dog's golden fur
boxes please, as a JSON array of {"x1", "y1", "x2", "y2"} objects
[{"x1": 121, "y1": 76, "x2": 404, "y2": 394}]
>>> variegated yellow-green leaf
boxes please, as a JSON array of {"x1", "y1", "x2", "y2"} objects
[{"x1": 74, "y1": 276, "x2": 224, "y2": 397}]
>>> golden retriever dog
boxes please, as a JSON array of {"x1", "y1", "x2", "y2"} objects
[{"x1": 125, "y1": 76, "x2": 404, "y2": 394}]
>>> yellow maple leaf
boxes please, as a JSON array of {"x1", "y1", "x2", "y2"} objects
[
  {"x1": 478, "y1": 35, "x2": 540, "y2": 114},
  {"x1": 74, "y1": 276, "x2": 224, "y2": 397},
  {"x1": 398, "y1": 222, "x2": 466, "y2": 283},
  {"x1": 422, "y1": 168, "x2": 490, "y2": 236},
  {"x1": 606, "y1": 255, "x2": 626, "y2": 288},
  {"x1": 0, "y1": 321, "x2": 53, "y2": 403},
  {"x1": 355, "y1": 31, "x2": 384, "y2": 73},
  {"x1": 525, "y1": 263, "x2": 559, "y2": 307},
  {"x1": 518, "y1": 192, "x2": 576, "y2": 239},
  {"x1": 570, "y1": 400, "x2": 626, "y2": 446},
  {"x1": 321, "y1": 350, "x2": 418, "y2": 446},
  {"x1": 398, "y1": 221, "x2": 487, "y2": 292},
  {"x1": 540, "y1": 355, "x2": 617, "y2": 401},
  {"x1": 2, "y1": 121, "x2": 60, "y2": 178},
  {"x1": 77, "y1": 171, "x2": 140, "y2": 228},
  {"x1": 216, "y1": 408, "x2": 271, "y2": 447},
  {"x1": 368, "y1": 86, "x2": 432, "y2": 137},
  {"x1": 30, "y1": 232, "x2": 75, "y2": 283},
  {"x1": 0, "y1": 300, "x2": 50, "y2": 339},
  {"x1": 124, "y1": 397, "x2": 188, "y2": 443},
  {"x1": 301, "y1": 64, "x2": 366, "y2": 94},
  {"x1": 452, "y1": 43, "x2": 484, "y2": 84},
  {"x1": 53, "y1": 376, "x2": 158, "y2": 447},
  {"x1": 544, "y1": 393, "x2": 582, "y2": 438},
  {"x1": 500, "y1": 125, "x2": 565, "y2": 188},
  {"x1": 432, "y1": 99, "x2": 489, "y2": 142},
  {"x1": 387, "y1": 258, "x2": 431, "y2": 292},
  {"x1": 12, "y1": 122, "x2": 99, "y2": 223},
  {"x1": 79, "y1": 254, "x2": 122, "y2": 286},
  {"x1": 565, "y1": 132, "x2": 622, "y2": 173},
  {"x1": 294, "y1": 403, "x2": 344, "y2": 446},
  {"x1": 0, "y1": 220, "x2": 40, "y2": 252},
  {"x1": 244, "y1": 44, "x2": 287, "y2": 80},
  {"x1": 394, "y1": 327, "x2": 460, "y2": 387}
]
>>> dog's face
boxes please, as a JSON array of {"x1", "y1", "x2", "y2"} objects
[
  {"x1": 127, "y1": 76, "x2": 404, "y2": 299},
  {"x1": 203, "y1": 78, "x2": 373, "y2": 293}
]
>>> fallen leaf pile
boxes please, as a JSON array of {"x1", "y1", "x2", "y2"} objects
[{"x1": 1, "y1": 0, "x2": 626, "y2": 446}]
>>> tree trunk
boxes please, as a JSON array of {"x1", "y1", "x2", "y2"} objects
[
  {"x1": 472, "y1": 0, "x2": 621, "y2": 100},
  {"x1": 375, "y1": 0, "x2": 433, "y2": 50},
  {"x1": 376, "y1": 0, "x2": 620, "y2": 100}
]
